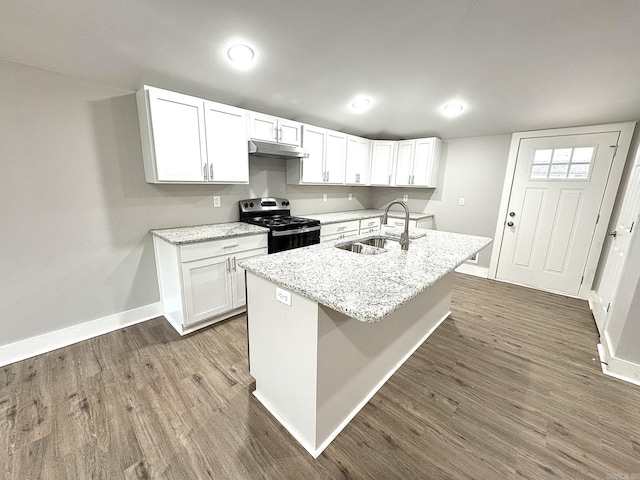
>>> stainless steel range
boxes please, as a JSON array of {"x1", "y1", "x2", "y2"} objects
[{"x1": 239, "y1": 198, "x2": 320, "y2": 254}]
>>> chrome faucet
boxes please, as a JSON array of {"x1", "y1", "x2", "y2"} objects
[{"x1": 382, "y1": 201, "x2": 410, "y2": 250}]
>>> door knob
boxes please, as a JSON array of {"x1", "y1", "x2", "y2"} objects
[
  {"x1": 609, "y1": 230, "x2": 617, "y2": 237},
  {"x1": 509, "y1": 212, "x2": 516, "y2": 217},
  {"x1": 507, "y1": 221, "x2": 514, "y2": 227}
]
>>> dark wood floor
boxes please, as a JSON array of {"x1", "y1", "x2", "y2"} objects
[{"x1": 2, "y1": 274, "x2": 640, "y2": 479}]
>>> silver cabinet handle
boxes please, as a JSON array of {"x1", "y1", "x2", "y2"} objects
[
  {"x1": 274, "y1": 127, "x2": 279, "y2": 142},
  {"x1": 204, "y1": 165, "x2": 208, "y2": 181},
  {"x1": 609, "y1": 230, "x2": 617, "y2": 237},
  {"x1": 232, "y1": 256, "x2": 237, "y2": 271},
  {"x1": 222, "y1": 244, "x2": 239, "y2": 249},
  {"x1": 337, "y1": 226, "x2": 346, "y2": 231},
  {"x1": 388, "y1": 174, "x2": 391, "y2": 184},
  {"x1": 226, "y1": 257, "x2": 230, "y2": 272},
  {"x1": 210, "y1": 164, "x2": 214, "y2": 180},
  {"x1": 326, "y1": 171, "x2": 329, "y2": 182}
]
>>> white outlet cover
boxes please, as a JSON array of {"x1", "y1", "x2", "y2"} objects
[
  {"x1": 349, "y1": 193, "x2": 353, "y2": 200},
  {"x1": 213, "y1": 196, "x2": 221, "y2": 207},
  {"x1": 276, "y1": 287, "x2": 291, "y2": 306},
  {"x1": 403, "y1": 194, "x2": 408, "y2": 201},
  {"x1": 323, "y1": 194, "x2": 328, "y2": 202},
  {"x1": 458, "y1": 197, "x2": 465, "y2": 206}
]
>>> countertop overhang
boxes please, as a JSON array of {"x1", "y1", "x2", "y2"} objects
[{"x1": 240, "y1": 229, "x2": 491, "y2": 323}]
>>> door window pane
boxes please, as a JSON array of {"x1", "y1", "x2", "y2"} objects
[
  {"x1": 572, "y1": 147, "x2": 594, "y2": 163},
  {"x1": 533, "y1": 149, "x2": 552, "y2": 164},
  {"x1": 568, "y1": 164, "x2": 590, "y2": 179},
  {"x1": 552, "y1": 149, "x2": 572, "y2": 163},
  {"x1": 549, "y1": 164, "x2": 569, "y2": 178},
  {"x1": 531, "y1": 165, "x2": 550, "y2": 179}
]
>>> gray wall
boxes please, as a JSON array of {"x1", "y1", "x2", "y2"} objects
[
  {"x1": 370, "y1": 134, "x2": 512, "y2": 268},
  {"x1": 0, "y1": 60, "x2": 507, "y2": 349},
  {"x1": 0, "y1": 61, "x2": 369, "y2": 347}
]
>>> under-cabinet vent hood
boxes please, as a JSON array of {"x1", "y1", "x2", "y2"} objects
[{"x1": 248, "y1": 140, "x2": 309, "y2": 159}]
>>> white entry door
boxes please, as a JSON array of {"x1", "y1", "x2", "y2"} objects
[
  {"x1": 592, "y1": 159, "x2": 640, "y2": 332},
  {"x1": 496, "y1": 131, "x2": 619, "y2": 296}
]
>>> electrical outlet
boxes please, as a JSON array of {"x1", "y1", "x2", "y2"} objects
[
  {"x1": 323, "y1": 194, "x2": 328, "y2": 202},
  {"x1": 348, "y1": 193, "x2": 353, "y2": 201},
  {"x1": 403, "y1": 194, "x2": 409, "y2": 202},
  {"x1": 213, "y1": 196, "x2": 221, "y2": 207},
  {"x1": 458, "y1": 197, "x2": 465, "y2": 206}
]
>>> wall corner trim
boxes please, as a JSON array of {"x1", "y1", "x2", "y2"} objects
[
  {"x1": 454, "y1": 263, "x2": 489, "y2": 278},
  {"x1": 0, "y1": 302, "x2": 163, "y2": 368},
  {"x1": 597, "y1": 333, "x2": 640, "y2": 388}
]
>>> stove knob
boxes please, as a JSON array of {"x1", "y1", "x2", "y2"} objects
[
  {"x1": 244, "y1": 203, "x2": 249, "y2": 208},
  {"x1": 281, "y1": 201, "x2": 286, "y2": 206},
  {"x1": 285, "y1": 201, "x2": 290, "y2": 206},
  {"x1": 249, "y1": 202, "x2": 254, "y2": 207}
]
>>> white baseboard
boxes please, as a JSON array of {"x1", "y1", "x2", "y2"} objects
[
  {"x1": 597, "y1": 333, "x2": 640, "y2": 388},
  {"x1": 0, "y1": 302, "x2": 162, "y2": 368},
  {"x1": 455, "y1": 263, "x2": 489, "y2": 278}
]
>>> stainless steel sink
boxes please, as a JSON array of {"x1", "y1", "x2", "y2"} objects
[{"x1": 334, "y1": 236, "x2": 403, "y2": 255}]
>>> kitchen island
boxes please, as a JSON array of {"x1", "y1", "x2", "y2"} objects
[{"x1": 240, "y1": 229, "x2": 491, "y2": 457}]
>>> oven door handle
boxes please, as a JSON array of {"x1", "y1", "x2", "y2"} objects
[{"x1": 271, "y1": 225, "x2": 321, "y2": 237}]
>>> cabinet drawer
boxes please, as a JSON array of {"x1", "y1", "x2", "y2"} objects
[
  {"x1": 320, "y1": 220, "x2": 360, "y2": 237},
  {"x1": 359, "y1": 217, "x2": 381, "y2": 229},
  {"x1": 179, "y1": 234, "x2": 267, "y2": 262},
  {"x1": 386, "y1": 218, "x2": 408, "y2": 229}
]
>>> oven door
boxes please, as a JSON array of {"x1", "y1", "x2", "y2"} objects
[{"x1": 269, "y1": 225, "x2": 321, "y2": 253}]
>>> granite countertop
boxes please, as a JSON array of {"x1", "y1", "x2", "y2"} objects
[
  {"x1": 151, "y1": 222, "x2": 269, "y2": 245},
  {"x1": 304, "y1": 209, "x2": 434, "y2": 225},
  {"x1": 240, "y1": 230, "x2": 491, "y2": 323}
]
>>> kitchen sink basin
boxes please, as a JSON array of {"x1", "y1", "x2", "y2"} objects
[{"x1": 334, "y1": 236, "x2": 402, "y2": 255}]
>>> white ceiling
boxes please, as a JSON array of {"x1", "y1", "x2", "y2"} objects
[{"x1": 1, "y1": 0, "x2": 639, "y2": 139}]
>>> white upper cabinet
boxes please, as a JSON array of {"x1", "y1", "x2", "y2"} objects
[
  {"x1": 289, "y1": 125, "x2": 346, "y2": 184},
  {"x1": 325, "y1": 130, "x2": 347, "y2": 184},
  {"x1": 249, "y1": 112, "x2": 302, "y2": 146},
  {"x1": 394, "y1": 137, "x2": 441, "y2": 187},
  {"x1": 139, "y1": 87, "x2": 208, "y2": 182},
  {"x1": 204, "y1": 101, "x2": 249, "y2": 183},
  {"x1": 345, "y1": 136, "x2": 370, "y2": 185},
  {"x1": 137, "y1": 86, "x2": 249, "y2": 184},
  {"x1": 370, "y1": 141, "x2": 396, "y2": 186},
  {"x1": 300, "y1": 125, "x2": 326, "y2": 183}
]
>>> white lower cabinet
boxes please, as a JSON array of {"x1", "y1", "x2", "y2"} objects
[
  {"x1": 359, "y1": 217, "x2": 381, "y2": 235},
  {"x1": 153, "y1": 234, "x2": 267, "y2": 334},
  {"x1": 320, "y1": 220, "x2": 360, "y2": 242},
  {"x1": 384, "y1": 217, "x2": 435, "y2": 230}
]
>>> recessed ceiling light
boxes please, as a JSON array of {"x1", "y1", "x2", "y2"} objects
[
  {"x1": 442, "y1": 103, "x2": 465, "y2": 117},
  {"x1": 227, "y1": 44, "x2": 255, "y2": 65},
  {"x1": 350, "y1": 96, "x2": 373, "y2": 112}
]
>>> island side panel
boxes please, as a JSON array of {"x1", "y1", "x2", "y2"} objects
[
  {"x1": 315, "y1": 273, "x2": 454, "y2": 451},
  {"x1": 246, "y1": 272, "x2": 320, "y2": 454}
]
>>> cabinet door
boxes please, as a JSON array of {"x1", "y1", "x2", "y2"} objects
[
  {"x1": 204, "y1": 101, "x2": 249, "y2": 183},
  {"x1": 231, "y1": 248, "x2": 267, "y2": 309},
  {"x1": 148, "y1": 88, "x2": 207, "y2": 182},
  {"x1": 395, "y1": 140, "x2": 415, "y2": 186},
  {"x1": 346, "y1": 136, "x2": 370, "y2": 185},
  {"x1": 249, "y1": 112, "x2": 278, "y2": 142},
  {"x1": 325, "y1": 130, "x2": 347, "y2": 184},
  {"x1": 301, "y1": 125, "x2": 326, "y2": 183},
  {"x1": 181, "y1": 256, "x2": 232, "y2": 326},
  {"x1": 370, "y1": 141, "x2": 395, "y2": 185},
  {"x1": 278, "y1": 119, "x2": 302, "y2": 146},
  {"x1": 412, "y1": 138, "x2": 436, "y2": 187}
]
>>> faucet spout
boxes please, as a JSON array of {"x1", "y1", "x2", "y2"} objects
[{"x1": 383, "y1": 201, "x2": 410, "y2": 250}]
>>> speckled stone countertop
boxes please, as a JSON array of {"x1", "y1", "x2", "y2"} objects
[
  {"x1": 304, "y1": 209, "x2": 434, "y2": 224},
  {"x1": 151, "y1": 222, "x2": 268, "y2": 245},
  {"x1": 240, "y1": 229, "x2": 491, "y2": 323}
]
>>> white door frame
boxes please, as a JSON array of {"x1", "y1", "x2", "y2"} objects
[{"x1": 488, "y1": 122, "x2": 637, "y2": 299}]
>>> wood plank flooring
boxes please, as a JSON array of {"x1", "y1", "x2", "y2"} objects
[{"x1": 2, "y1": 274, "x2": 640, "y2": 479}]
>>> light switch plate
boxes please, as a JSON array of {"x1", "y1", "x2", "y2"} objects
[
  {"x1": 458, "y1": 197, "x2": 465, "y2": 206},
  {"x1": 348, "y1": 193, "x2": 353, "y2": 201},
  {"x1": 403, "y1": 194, "x2": 409, "y2": 202},
  {"x1": 323, "y1": 194, "x2": 328, "y2": 202},
  {"x1": 276, "y1": 287, "x2": 291, "y2": 306},
  {"x1": 213, "y1": 196, "x2": 221, "y2": 207}
]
